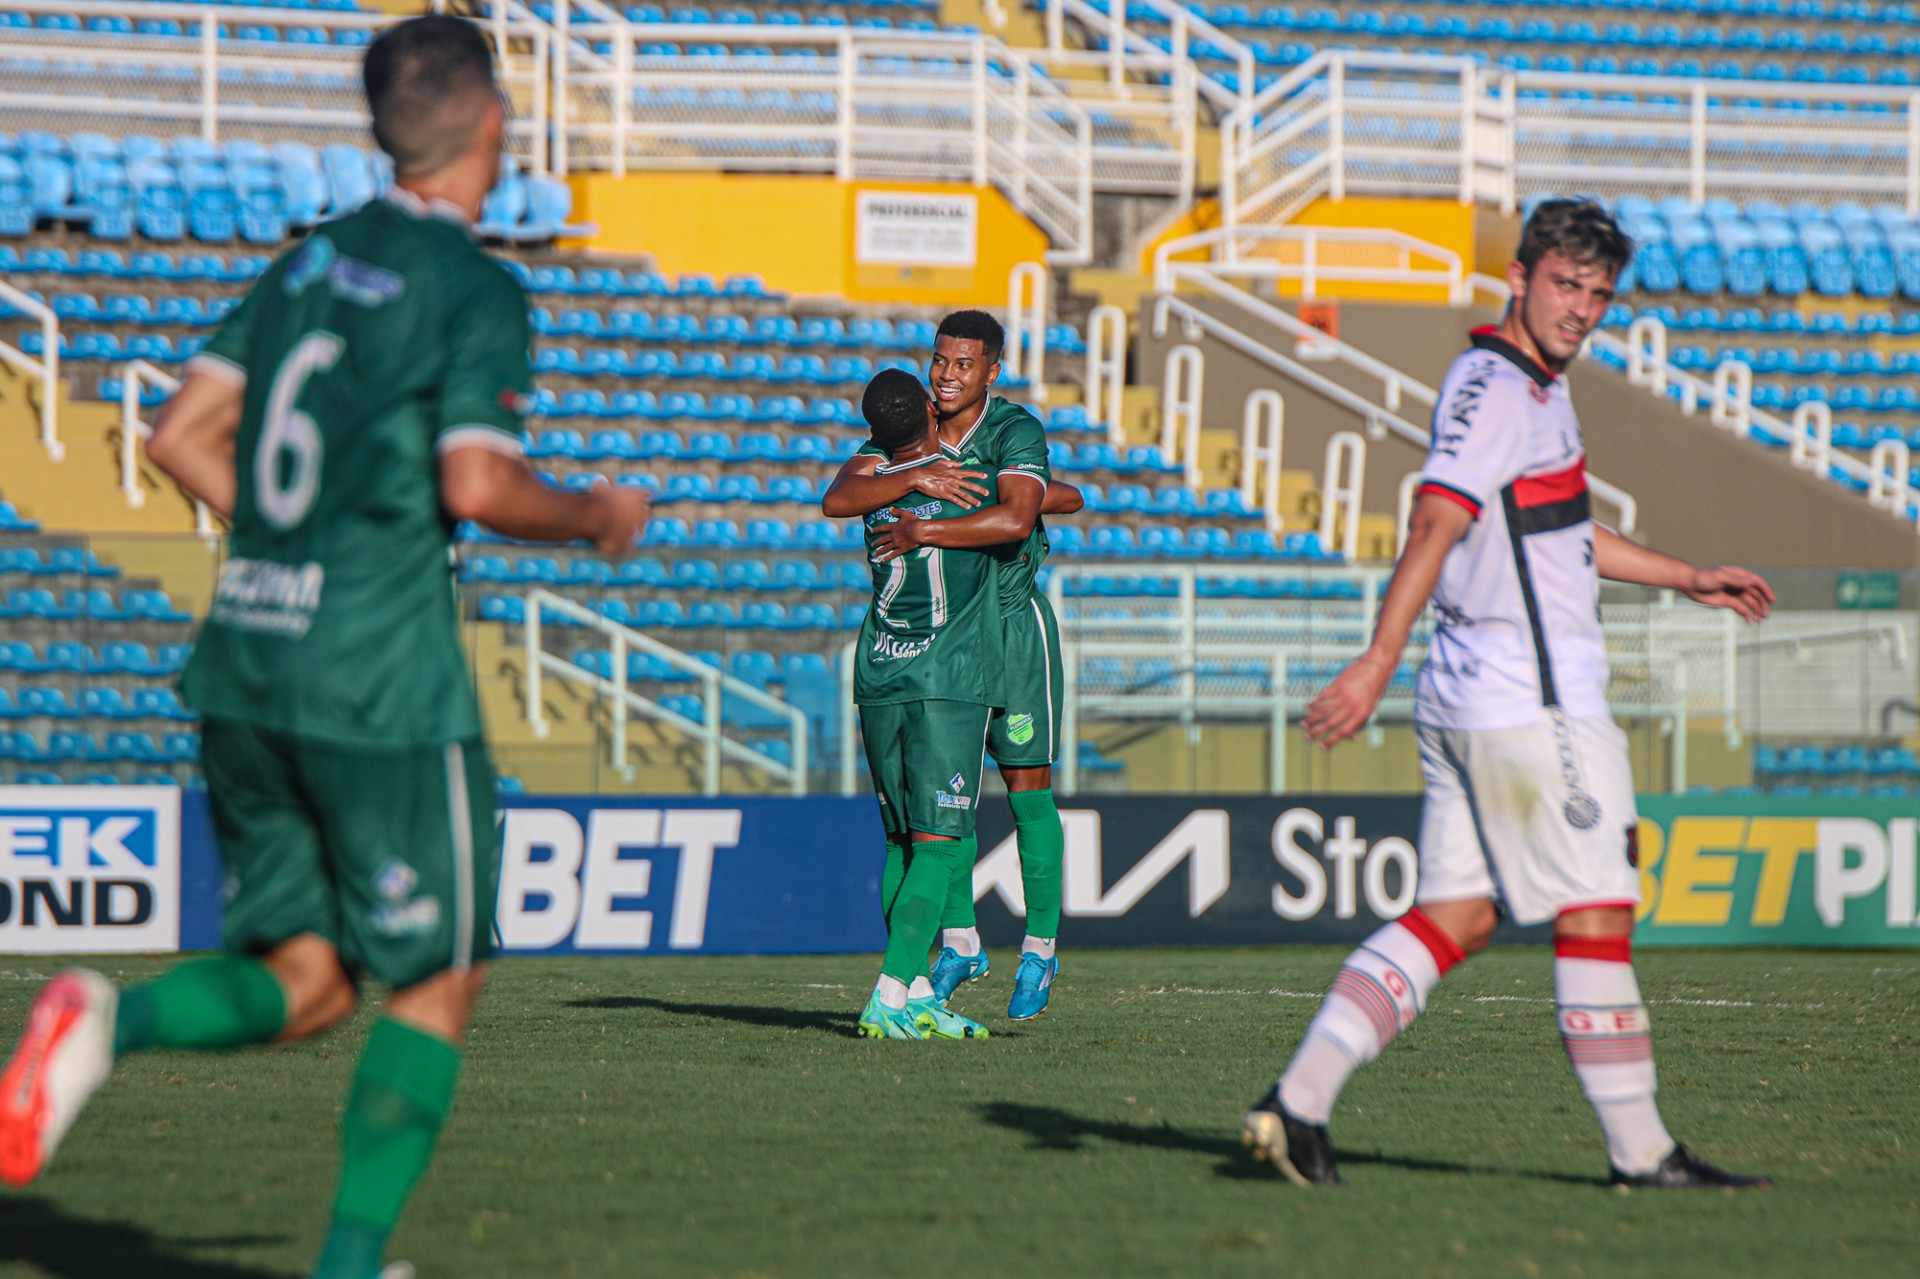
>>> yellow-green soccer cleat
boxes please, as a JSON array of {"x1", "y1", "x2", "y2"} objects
[
  {"x1": 858, "y1": 992, "x2": 927, "y2": 1040},
  {"x1": 907, "y1": 996, "x2": 990, "y2": 1039}
]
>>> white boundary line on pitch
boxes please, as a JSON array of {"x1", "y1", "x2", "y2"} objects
[{"x1": 1141, "y1": 986, "x2": 1827, "y2": 1010}]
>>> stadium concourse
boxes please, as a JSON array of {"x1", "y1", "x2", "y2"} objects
[{"x1": 0, "y1": 0, "x2": 1914, "y2": 808}]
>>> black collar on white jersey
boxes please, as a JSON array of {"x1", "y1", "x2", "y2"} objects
[{"x1": 1469, "y1": 326, "x2": 1558, "y2": 389}]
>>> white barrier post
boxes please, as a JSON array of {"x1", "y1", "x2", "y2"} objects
[
  {"x1": 1626, "y1": 314, "x2": 1668, "y2": 395},
  {"x1": 1162, "y1": 344, "x2": 1204, "y2": 488},
  {"x1": 1086, "y1": 304, "x2": 1127, "y2": 445},
  {"x1": 1870, "y1": 438, "x2": 1912, "y2": 516},
  {"x1": 1007, "y1": 261, "x2": 1048, "y2": 387},
  {"x1": 1395, "y1": 470, "x2": 1423, "y2": 556},
  {"x1": 1791, "y1": 401, "x2": 1833, "y2": 475},
  {"x1": 1711, "y1": 358, "x2": 1752, "y2": 437},
  {"x1": 525, "y1": 592, "x2": 547, "y2": 739},
  {"x1": 1320, "y1": 431, "x2": 1367, "y2": 562},
  {"x1": 1239, "y1": 389, "x2": 1284, "y2": 531}
]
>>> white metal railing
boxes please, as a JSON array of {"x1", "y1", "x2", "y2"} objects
[
  {"x1": 1084, "y1": 303, "x2": 1127, "y2": 444},
  {"x1": 1160, "y1": 343, "x2": 1203, "y2": 487},
  {"x1": 117, "y1": 359, "x2": 214, "y2": 535},
  {"x1": 553, "y1": 23, "x2": 1095, "y2": 263},
  {"x1": 1239, "y1": 388, "x2": 1284, "y2": 532},
  {"x1": 1156, "y1": 223, "x2": 1468, "y2": 300},
  {"x1": 0, "y1": 0, "x2": 550, "y2": 172},
  {"x1": 1150, "y1": 254, "x2": 1642, "y2": 534},
  {"x1": 521, "y1": 588, "x2": 808, "y2": 796},
  {"x1": 1006, "y1": 261, "x2": 1048, "y2": 387},
  {"x1": 1223, "y1": 50, "x2": 1920, "y2": 235},
  {"x1": 0, "y1": 280, "x2": 61, "y2": 461}
]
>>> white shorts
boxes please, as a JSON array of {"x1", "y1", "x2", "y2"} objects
[{"x1": 1414, "y1": 712, "x2": 1641, "y2": 926}]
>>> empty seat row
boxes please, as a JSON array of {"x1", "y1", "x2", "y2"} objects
[
  {"x1": 0, "y1": 588, "x2": 191, "y2": 622},
  {"x1": 1754, "y1": 742, "x2": 1920, "y2": 775},
  {"x1": 464, "y1": 554, "x2": 871, "y2": 592},
  {"x1": 0, "y1": 546, "x2": 119, "y2": 577},
  {"x1": 0, "y1": 640, "x2": 189, "y2": 675},
  {"x1": 0, "y1": 686, "x2": 193, "y2": 721},
  {"x1": 535, "y1": 470, "x2": 830, "y2": 506},
  {"x1": 0, "y1": 730, "x2": 199, "y2": 764},
  {"x1": 1608, "y1": 302, "x2": 1920, "y2": 336}
]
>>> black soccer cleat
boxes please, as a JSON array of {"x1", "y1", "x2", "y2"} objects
[
  {"x1": 1610, "y1": 1143, "x2": 1774, "y2": 1191},
  {"x1": 1242, "y1": 1091, "x2": 1343, "y2": 1186}
]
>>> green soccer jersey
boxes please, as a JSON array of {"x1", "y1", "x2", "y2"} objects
[
  {"x1": 859, "y1": 396, "x2": 1053, "y2": 617},
  {"x1": 178, "y1": 190, "x2": 534, "y2": 747},
  {"x1": 853, "y1": 454, "x2": 1006, "y2": 708}
]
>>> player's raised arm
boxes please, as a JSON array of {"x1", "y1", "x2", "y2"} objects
[
  {"x1": 147, "y1": 369, "x2": 245, "y2": 519},
  {"x1": 1591, "y1": 525, "x2": 1773, "y2": 622},
  {"x1": 1301, "y1": 491, "x2": 1473, "y2": 748},
  {"x1": 820, "y1": 451, "x2": 989, "y2": 517},
  {"x1": 871, "y1": 470, "x2": 1045, "y2": 561}
]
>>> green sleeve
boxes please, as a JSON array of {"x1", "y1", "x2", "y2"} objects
[
  {"x1": 435, "y1": 262, "x2": 535, "y2": 454},
  {"x1": 996, "y1": 410, "x2": 1051, "y2": 490},
  {"x1": 190, "y1": 271, "x2": 271, "y2": 384}
]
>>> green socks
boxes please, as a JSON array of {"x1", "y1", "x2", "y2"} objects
[
  {"x1": 880, "y1": 837, "x2": 965, "y2": 984},
  {"x1": 1009, "y1": 788, "x2": 1065, "y2": 939},
  {"x1": 940, "y1": 832, "x2": 979, "y2": 932},
  {"x1": 880, "y1": 836, "x2": 907, "y2": 931},
  {"x1": 313, "y1": 1017, "x2": 463, "y2": 1279},
  {"x1": 112, "y1": 955, "x2": 289, "y2": 1056}
]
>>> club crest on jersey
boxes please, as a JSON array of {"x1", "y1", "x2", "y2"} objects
[
  {"x1": 1006, "y1": 713, "x2": 1035, "y2": 745},
  {"x1": 1564, "y1": 791, "x2": 1602, "y2": 831}
]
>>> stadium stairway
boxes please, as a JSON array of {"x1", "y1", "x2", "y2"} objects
[{"x1": 1138, "y1": 293, "x2": 1920, "y2": 569}]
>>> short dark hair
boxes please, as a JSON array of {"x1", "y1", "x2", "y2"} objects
[
  {"x1": 861, "y1": 369, "x2": 932, "y2": 456},
  {"x1": 364, "y1": 15, "x2": 498, "y2": 178},
  {"x1": 935, "y1": 310, "x2": 1005, "y2": 365},
  {"x1": 1516, "y1": 199, "x2": 1634, "y2": 275}
]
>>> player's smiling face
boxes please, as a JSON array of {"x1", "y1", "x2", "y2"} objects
[
  {"x1": 1507, "y1": 250, "x2": 1616, "y2": 374},
  {"x1": 928, "y1": 335, "x2": 1000, "y2": 423}
]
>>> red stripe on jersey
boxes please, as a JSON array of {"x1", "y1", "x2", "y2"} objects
[
  {"x1": 1417, "y1": 481, "x2": 1482, "y2": 520},
  {"x1": 1554, "y1": 935, "x2": 1632, "y2": 964},
  {"x1": 1398, "y1": 907, "x2": 1466, "y2": 975},
  {"x1": 1511, "y1": 458, "x2": 1588, "y2": 509}
]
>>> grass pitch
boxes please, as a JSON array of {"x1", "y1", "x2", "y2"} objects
[{"x1": 0, "y1": 947, "x2": 1913, "y2": 1279}]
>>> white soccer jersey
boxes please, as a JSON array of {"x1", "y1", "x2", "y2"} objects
[{"x1": 1414, "y1": 328, "x2": 1609, "y2": 732}]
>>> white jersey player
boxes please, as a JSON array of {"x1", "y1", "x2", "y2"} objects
[{"x1": 1243, "y1": 199, "x2": 1777, "y2": 1190}]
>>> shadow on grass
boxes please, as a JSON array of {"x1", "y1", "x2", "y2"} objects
[
  {"x1": 0, "y1": 1195, "x2": 295, "y2": 1279},
  {"x1": 977, "y1": 1102, "x2": 1607, "y2": 1188},
  {"x1": 565, "y1": 995, "x2": 861, "y2": 1038}
]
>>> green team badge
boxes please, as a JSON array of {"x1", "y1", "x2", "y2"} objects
[{"x1": 1007, "y1": 713, "x2": 1035, "y2": 746}]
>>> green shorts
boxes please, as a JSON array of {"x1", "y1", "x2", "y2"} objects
[
  {"x1": 200, "y1": 717, "x2": 499, "y2": 990},
  {"x1": 987, "y1": 593, "x2": 1064, "y2": 768},
  {"x1": 858, "y1": 699, "x2": 990, "y2": 839}
]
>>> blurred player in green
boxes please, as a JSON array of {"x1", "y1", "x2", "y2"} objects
[
  {"x1": 829, "y1": 311, "x2": 1079, "y2": 1021},
  {"x1": 0, "y1": 17, "x2": 648, "y2": 1279}
]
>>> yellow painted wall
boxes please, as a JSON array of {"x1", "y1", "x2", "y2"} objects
[{"x1": 563, "y1": 173, "x2": 1049, "y2": 305}]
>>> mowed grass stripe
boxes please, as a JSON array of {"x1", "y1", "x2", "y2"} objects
[{"x1": 0, "y1": 948, "x2": 1912, "y2": 1279}]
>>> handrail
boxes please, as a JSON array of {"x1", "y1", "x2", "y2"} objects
[
  {"x1": 0, "y1": 280, "x2": 60, "y2": 461},
  {"x1": 117, "y1": 359, "x2": 214, "y2": 536},
  {"x1": 521, "y1": 587, "x2": 808, "y2": 795},
  {"x1": 1152, "y1": 265, "x2": 1641, "y2": 534},
  {"x1": 1044, "y1": 0, "x2": 1253, "y2": 118},
  {"x1": 1154, "y1": 224, "x2": 1467, "y2": 300}
]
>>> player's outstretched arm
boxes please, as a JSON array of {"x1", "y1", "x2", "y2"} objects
[
  {"x1": 440, "y1": 446, "x2": 649, "y2": 558},
  {"x1": 147, "y1": 371, "x2": 245, "y2": 518},
  {"x1": 1592, "y1": 525, "x2": 1773, "y2": 622},
  {"x1": 872, "y1": 474, "x2": 1045, "y2": 560},
  {"x1": 1042, "y1": 481, "x2": 1084, "y2": 515},
  {"x1": 1303, "y1": 492, "x2": 1473, "y2": 749},
  {"x1": 820, "y1": 454, "x2": 990, "y2": 517}
]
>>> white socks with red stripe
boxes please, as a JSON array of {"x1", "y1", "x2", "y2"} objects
[
  {"x1": 1277, "y1": 910, "x2": 1465, "y2": 1125},
  {"x1": 1554, "y1": 936, "x2": 1674, "y2": 1175}
]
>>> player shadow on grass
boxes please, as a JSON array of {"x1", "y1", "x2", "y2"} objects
[
  {"x1": 0, "y1": 1194, "x2": 296, "y2": 1279},
  {"x1": 566, "y1": 995, "x2": 862, "y2": 1038},
  {"x1": 977, "y1": 1103, "x2": 1606, "y2": 1187}
]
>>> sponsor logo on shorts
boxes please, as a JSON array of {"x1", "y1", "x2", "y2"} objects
[
  {"x1": 936, "y1": 791, "x2": 972, "y2": 810},
  {"x1": 949, "y1": 773, "x2": 966, "y2": 792},
  {"x1": 369, "y1": 858, "x2": 439, "y2": 938},
  {"x1": 1006, "y1": 713, "x2": 1035, "y2": 746}
]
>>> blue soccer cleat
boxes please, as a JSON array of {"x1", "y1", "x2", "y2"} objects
[
  {"x1": 928, "y1": 947, "x2": 990, "y2": 1003},
  {"x1": 1006, "y1": 952, "x2": 1058, "y2": 1021}
]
